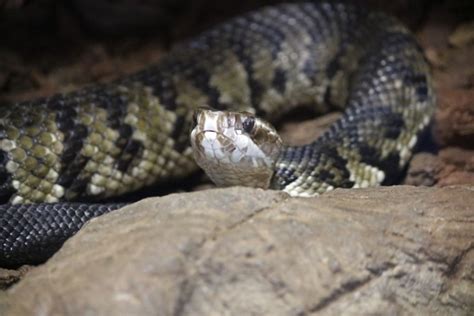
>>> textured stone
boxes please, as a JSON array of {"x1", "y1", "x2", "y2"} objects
[
  {"x1": 437, "y1": 148, "x2": 474, "y2": 186},
  {"x1": 404, "y1": 149, "x2": 474, "y2": 187},
  {"x1": 0, "y1": 1, "x2": 473, "y2": 315},
  {"x1": 0, "y1": 267, "x2": 30, "y2": 290},
  {"x1": 1, "y1": 186, "x2": 473, "y2": 315},
  {"x1": 416, "y1": 3, "x2": 474, "y2": 188},
  {"x1": 434, "y1": 88, "x2": 474, "y2": 148},
  {"x1": 449, "y1": 21, "x2": 474, "y2": 48},
  {"x1": 403, "y1": 152, "x2": 443, "y2": 186}
]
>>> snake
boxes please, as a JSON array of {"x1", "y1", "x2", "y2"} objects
[{"x1": 0, "y1": 1, "x2": 435, "y2": 268}]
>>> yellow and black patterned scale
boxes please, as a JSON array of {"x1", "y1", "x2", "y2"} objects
[{"x1": 0, "y1": 1, "x2": 435, "y2": 267}]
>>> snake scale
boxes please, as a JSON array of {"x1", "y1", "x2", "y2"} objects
[{"x1": 0, "y1": 1, "x2": 434, "y2": 268}]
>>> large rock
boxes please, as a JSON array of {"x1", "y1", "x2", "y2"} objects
[{"x1": 1, "y1": 186, "x2": 473, "y2": 315}]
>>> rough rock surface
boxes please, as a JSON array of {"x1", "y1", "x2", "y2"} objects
[
  {"x1": 404, "y1": 1, "x2": 474, "y2": 187},
  {"x1": 1, "y1": 186, "x2": 473, "y2": 315},
  {"x1": 0, "y1": 1, "x2": 473, "y2": 315}
]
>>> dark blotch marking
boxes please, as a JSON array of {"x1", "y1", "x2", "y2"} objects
[
  {"x1": 187, "y1": 67, "x2": 223, "y2": 109},
  {"x1": 404, "y1": 74, "x2": 428, "y2": 102},
  {"x1": 323, "y1": 51, "x2": 348, "y2": 109},
  {"x1": 357, "y1": 143, "x2": 401, "y2": 184},
  {"x1": 57, "y1": 123, "x2": 90, "y2": 191},
  {"x1": 52, "y1": 92, "x2": 90, "y2": 193},
  {"x1": 416, "y1": 86, "x2": 428, "y2": 102},
  {"x1": 406, "y1": 74, "x2": 427, "y2": 84},
  {"x1": 323, "y1": 85, "x2": 336, "y2": 109},
  {"x1": 113, "y1": 123, "x2": 144, "y2": 173},
  {"x1": 135, "y1": 69, "x2": 178, "y2": 111},
  {"x1": 302, "y1": 58, "x2": 319, "y2": 86},
  {"x1": 275, "y1": 142, "x2": 354, "y2": 189},
  {"x1": 280, "y1": 144, "x2": 309, "y2": 164},
  {"x1": 116, "y1": 124, "x2": 133, "y2": 147},
  {"x1": 93, "y1": 88, "x2": 130, "y2": 129},
  {"x1": 57, "y1": 155, "x2": 90, "y2": 190},
  {"x1": 92, "y1": 87, "x2": 146, "y2": 174},
  {"x1": 272, "y1": 68, "x2": 287, "y2": 94},
  {"x1": 0, "y1": 169, "x2": 10, "y2": 186},
  {"x1": 317, "y1": 170, "x2": 334, "y2": 182},
  {"x1": 383, "y1": 113, "x2": 405, "y2": 139},
  {"x1": 0, "y1": 150, "x2": 8, "y2": 165},
  {"x1": 56, "y1": 112, "x2": 77, "y2": 131},
  {"x1": 325, "y1": 57, "x2": 340, "y2": 79},
  {"x1": 66, "y1": 177, "x2": 92, "y2": 199},
  {"x1": 116, "y1": 139, "x2": 144, "y2": 173},
  {"x1": 170, "y1": 115, "x2": 191, "y2": 153},
  {"x1": 384, "y1": 127, "x2": 401, "y2": 140},
  {"x1": 313, "y1": 143, "x2": 353, "y2": 187},
  {"x1": 231, "y1": 42, "x2": 266, "y2": 112},
  {"x1": 60, "y1": 134, "x2": 85, "y2": 166},
  {"x1": 0, "y1": 149, "x2": 14, "y2": 202},
  {"x1": 272, "y1": 166, "x2": 298, "y2": 189},
  {"x1": 0, "y1": 181, "x2": 14, "y2": 203},
  {"x1": 380, "y1": 152, "x2": 403, "y2": 184}
]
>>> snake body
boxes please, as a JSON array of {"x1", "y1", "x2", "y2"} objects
[{"x1": 0, "y1": 2, "x2": 434, "y2": 267}]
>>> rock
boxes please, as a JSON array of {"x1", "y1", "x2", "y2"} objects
[
  {"x1": 404, "y1": 149, "x2": 474, "y2": 187},
  {"x1": 418, "y1": 3, "x2": 474, "y2": 189},
  {"x1": 424, "y1": 46, "x2": 448, "y2": 69},
  {"x1": 1, "y1": 186, "x2": 473, "y2": 315},
  {"x1": 449, "y1": 21, "x2": 474, "y2": 48},
  {"x1": 0, "y1": 267, "x2": 30, "y2": 290},
  {"x1": 434, "y1": 88, "x2": 474, "y2": 148},
  {"x1": 437, "y1": 148, "x2": 474, "y2": 186},
  {"x1": 403, "y1": 153, "x2": 443, "y2": 186},
  {"x1": 440, "y1": 147, "x2": 474, "y2": 169},
  {"x1": 438, "y1": 169, "x2": 474, "y2": 187}
]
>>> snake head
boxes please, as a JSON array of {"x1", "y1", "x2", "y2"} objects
[{"x1": 190, "y1": 109, "x2": 282, "y2": 189}]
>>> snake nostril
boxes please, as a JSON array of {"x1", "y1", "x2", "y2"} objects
[{"x1": 242, "y1": 117, "x2": 255, "y2": 134}]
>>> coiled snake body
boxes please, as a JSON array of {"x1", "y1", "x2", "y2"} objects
[{"x1": 0, "y1": 2, "x2": 434, "y2": 267}]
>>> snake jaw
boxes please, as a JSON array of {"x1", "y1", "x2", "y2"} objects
[{"x1": 190, "y1": 109, "x2": 282, "y2": 189}]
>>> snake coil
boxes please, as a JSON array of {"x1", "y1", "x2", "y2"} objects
[{"x1": 0, "y1": 2, "x2": 434, "y2": 267}]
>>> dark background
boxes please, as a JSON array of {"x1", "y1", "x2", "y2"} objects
[{"x1": 0, "y1": 0, "x2": 472, "y2": 103}]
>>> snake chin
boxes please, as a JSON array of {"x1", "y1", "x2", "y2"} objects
[{"x1": 190, "y1": 109, "x2": 282, "y2": 189}]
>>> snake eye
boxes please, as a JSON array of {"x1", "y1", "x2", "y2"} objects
[{"x1": 242, "y1": 117, "x2": 255, "y2": 134}]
